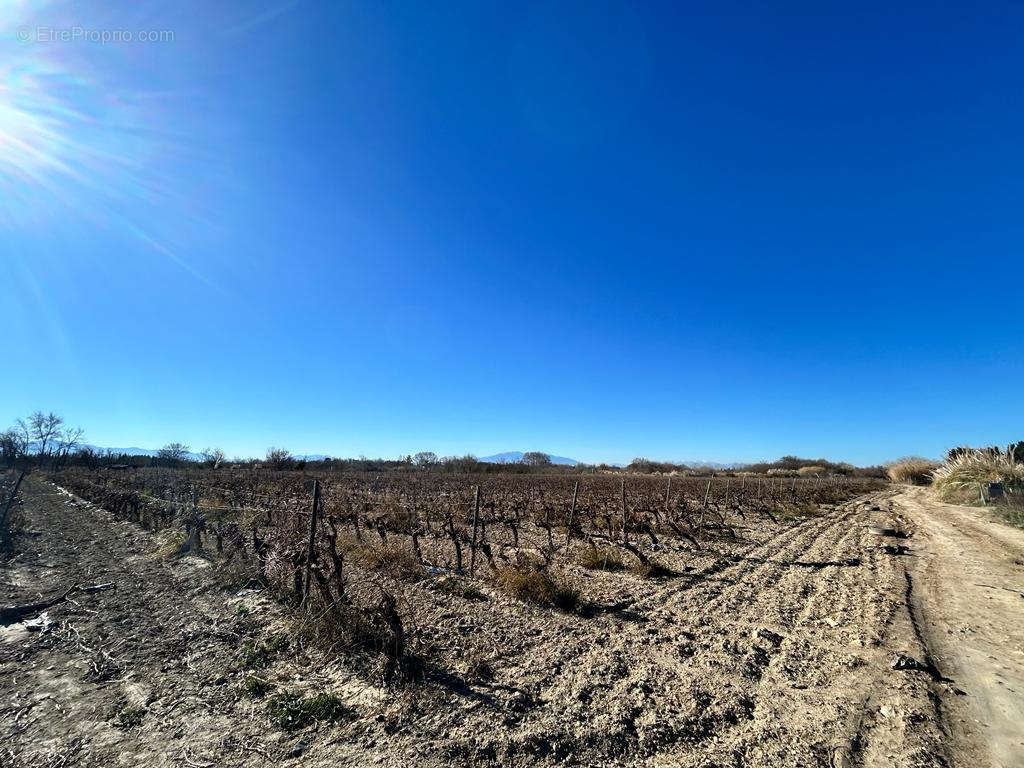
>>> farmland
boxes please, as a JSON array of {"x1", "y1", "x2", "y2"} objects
[
  {"x1": 46, "y1": 467, "x2": 885, "y2": 615},
  {"x1": 2, "y1": 463, "x2": 1022, "y2": 767}
]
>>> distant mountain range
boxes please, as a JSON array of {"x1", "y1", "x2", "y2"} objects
[{"x1": 478, "y1": 451, "x2": 579, "y2": 466}]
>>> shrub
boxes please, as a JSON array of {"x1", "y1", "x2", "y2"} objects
[
  {"x1": 242, "y1": 676, "x2": 274, "y2": 698},
  {"x1": 241, "y1": 635, "x2": 290, "y2": 669},
  {"x1": 932, "y1": 448, "x2": 1024, "y2": 503},
  {"x1": 114, "y1": 706, "x2": 146, "y2": 729},
  {"x1": 304, "y1": 589, "x2": 414, "y2": 682},
  {"x1": 886, "y1": 458, "x2": 939, "y2": 485}
]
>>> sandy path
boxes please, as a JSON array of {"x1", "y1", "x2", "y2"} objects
[
  {"x1": 895, "y1": 487, "x2": 1024, "y2": 768},
  {"x1": 0, "y1": 477, "x2": 295, "y2": 767}
]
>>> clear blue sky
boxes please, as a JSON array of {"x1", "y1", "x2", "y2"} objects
[{"x1": 3, "y1": 1, "x2": 1022, "y2": 465}]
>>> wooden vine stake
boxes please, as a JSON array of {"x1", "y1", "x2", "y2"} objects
[
  {"x1": 620, "y1": 477, "x2": 627, "y2": 544},
  {"x1": 302, "y1": 479, "x2": 321, "y2": 607},
  {"x1": 566, "y1": 480, "x2": 579, "y2": 546},
  {"x1": 469, "y1": 485, "x2": 481, "y2": 577},
  {"x1": 698, "y1": 479, "x2": 711, "y2": 535}
]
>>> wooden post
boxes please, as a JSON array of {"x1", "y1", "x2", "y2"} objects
[
  {"x1": 620, "y1": 477, "x2": 627, "y2": 544},
  {"x1": 698, "y1": 479, "x2": 711, "y2": 536},
  {"x1": 724, "y1": 477, "x2": 730, "y2": 504},
  {"x1": 567, "y1": 480, "x2": 579, "y2": 546},
  {"x1": 182, "y1": 484, "x2": 204, "y2": 554},
  {"x1": 302, "y1": 479, "x2": 321, "y2": 606},
  {"x1": 469, "y1": 485, "x2": 481, "y2": 577},
  {"x1": 665, "y1": 476, "x2": 672, "y2": 506}
]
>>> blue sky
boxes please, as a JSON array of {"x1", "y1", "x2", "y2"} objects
[{"x1": 2, "y1": 0, "x2": 1022, "y2": 465}]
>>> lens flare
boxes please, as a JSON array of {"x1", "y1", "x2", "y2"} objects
[{"x1": 0, "y1": 1, "x2": 215, "y2": 287}]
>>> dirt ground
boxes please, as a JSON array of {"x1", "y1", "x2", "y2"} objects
[{"x1": 1, "y1": 477, "x2": 1021, "y2": 767}]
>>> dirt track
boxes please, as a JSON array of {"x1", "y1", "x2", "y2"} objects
[
  {"x1": 896, "y1": 488, "x2": 1024, "y2": 768},
  {"x1": 1, "y1": 478, "x2": 1021, "y2": 767}
]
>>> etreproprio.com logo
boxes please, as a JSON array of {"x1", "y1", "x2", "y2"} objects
[{"x1": 17, "y1": 26, "x2": 175, "y2": 44}]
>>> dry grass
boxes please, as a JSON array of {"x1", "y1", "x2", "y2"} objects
[
  {"x1": 797, "y1": 465, "x2": 827, "y2": 477},
  {"x1": 631, "y1": 559, "x2": 675, "y2": 579},
  {"x1": 460, "y1": 648, "x2": 495, "y2": 683},
  {"x1": 495, "y1": 567, "x2": 583, "y2": 613},
  {"x1": 886, "y1": 458, "x2": 940, "y2": 485},
  {"x1": 932, "y1": 449, "x2": 1024, "y2": 502},
  {"x1": 426, "y1": 575, "x2": 486, "y2": 600},
  {"x1": 579, "y1": 546, "x2": 626, "y2": 571},
  {"x1": 350, "y1": 542, "x2": 424, "y2": 582}
]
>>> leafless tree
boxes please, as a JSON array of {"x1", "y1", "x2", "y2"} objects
[
  {"x1": 26, "y1": 411, "x2": 64, "y2": 465},
  {"x1": 53, "y1": 426, "x2": 85, "y2": 468},
  {"x1": 157, "y1": 442, "x2": 191, "y2": 464},
  {"x1": 201, "y1": 448, "x2": 226, "y2": 469},
  {"x1": 1, "y1": 429, "x2": 28, "y2": 468}
]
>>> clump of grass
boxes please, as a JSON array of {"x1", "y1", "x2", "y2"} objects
[
  {"x1": 579, "y1": 546, "x2": 626, "y2": 571},
  {"x1": 495, "y1": 567, "x2": 584, "y2": 614},
  {"x1": 631, "y1": 559, "x2": 675, "y2": 579},
  {"x1": 427, "y1": 575, "x2": 486, "y2": 600},
  {"x1": 932, "y1": 448, "x2": 1024, "y2": 505},
  {"x1": 775, "y1": 501, "x2": 822, "y2": 522},
  {"x1": 266, "y1": 691, "x2": 355, "y2": 731},
  {"x1": 241, "y1": 635, "x2": 290, "y2": 669},
  {"x1": 155, "y1": 535, "x2": 188, "y2": 559},
  {"x1": 886, "y1": 457, "x2": 940, "y2": 485},
  {"x1": 797, "y1": 465, "x2": 828, "y2": 477},
  {"x1": 461, "y1": 649, "x2": 495, "y2": 683},
  {"x1": 114, "y1": 705, "x2": 146, "y2": 729},
  {"x1": 351, "y1": 543, "x2": 424, "y2": 582},
  {"x1": 241, "y1": 675, "x2": 274, "y2": 698}
]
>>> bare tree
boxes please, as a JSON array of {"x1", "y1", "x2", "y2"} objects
[
  {"x1": 266, "y1": 447, "x2": 293, "y2": 470},
  {"x1": 27, "y1": 411, "x2": 64, "y2": 465},
  {"x1": 53, "y1": 426, "x2": 85, "y2": 468},
  {"x1": 522, "y1": 451, "x2": 553, "y2": 467},
  {"x1": 201, "y1": 448, "x2": 226, "y2": 469},
  {"x1": 1, "y1": 428, "x2": 29, "y2": 468},
  {"x1": 157, "y1": 442, "x2": 191, "y2": 464}
]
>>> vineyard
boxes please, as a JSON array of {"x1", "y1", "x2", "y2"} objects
[
  {"x1": 48, "y1": 467, "x2": 884, "y2": 680},
  {"x1": 7, "y1": 466, "x2": 1008, "y2": 767}
]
